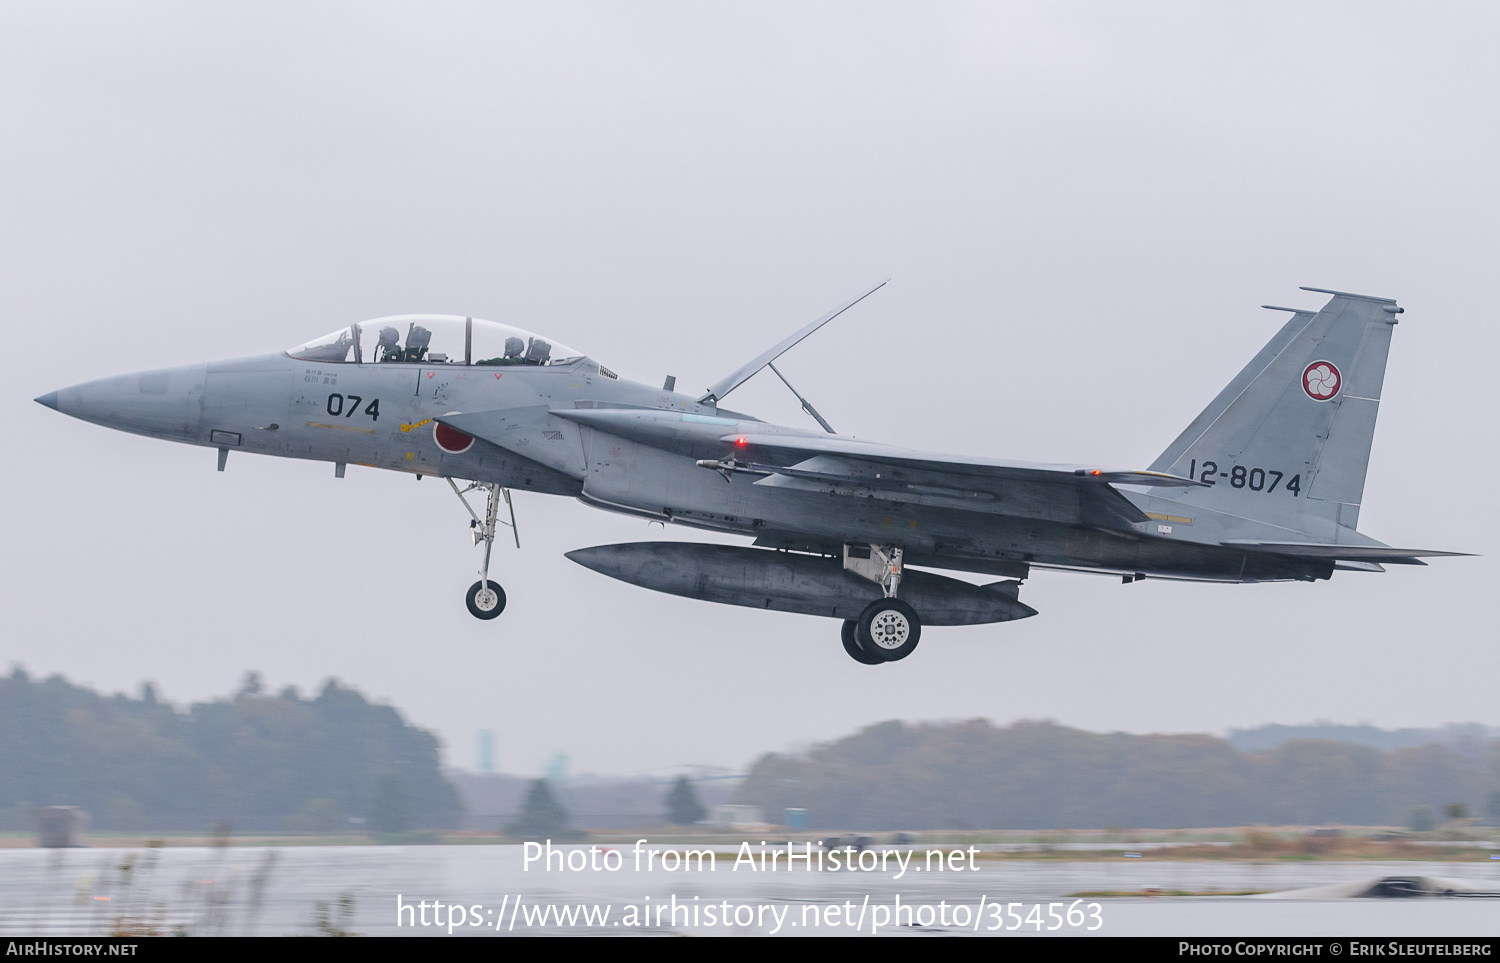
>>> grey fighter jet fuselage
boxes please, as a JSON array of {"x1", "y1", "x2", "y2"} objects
[{"x1": 36, "y1": 289, "x2": 1466, "y2": 664}]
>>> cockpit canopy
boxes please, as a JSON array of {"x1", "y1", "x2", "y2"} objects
[{"x1": 287, "y1": 315, "x2": 586, "y2": 368}]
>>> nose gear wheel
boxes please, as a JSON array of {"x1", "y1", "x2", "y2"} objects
[{"x1": 467, "y1": 580, "x2": 506, "y2": 619}]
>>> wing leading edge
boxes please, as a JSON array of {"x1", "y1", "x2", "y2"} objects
[{"x1": 725, "y1": 432, "x2": 1204, "y2": 488}]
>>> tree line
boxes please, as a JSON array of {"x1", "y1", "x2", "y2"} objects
[
  {"x1": 0, "y1": 668, "x2": 460, "y2": 833},
  {"x1": 735, "y1": 719, "x2": 1500, "y2": 830},
  {"x1": 8, "y1": 667, "x2": 1496, "y2": 834}
]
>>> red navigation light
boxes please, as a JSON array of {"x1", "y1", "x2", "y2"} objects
[
  {"x1": 1090, "y1": 469, "x2": 1103, "y2": 476},
  {"x1": 736, "y1": 436, "x2": 747, "y2": 446}
]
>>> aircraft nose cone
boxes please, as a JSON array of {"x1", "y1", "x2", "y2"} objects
[{"x1": 41, "y1": 365, "x2": 208, "y2": 440}]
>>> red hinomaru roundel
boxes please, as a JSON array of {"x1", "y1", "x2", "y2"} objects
[
  {"x1": 1302, "y1": 360, "x2": 1341, "y2": 401},
  {"x1": 433, "y1": 420, "x2": 475, "y2": 454}
]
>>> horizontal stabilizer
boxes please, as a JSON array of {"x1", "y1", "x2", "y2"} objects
[{"x1": 1220, "y1": 540, "x2": 1471, "y2": 563}]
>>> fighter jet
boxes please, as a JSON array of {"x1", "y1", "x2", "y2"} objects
[{"x1": 35, "y1": 283, "x2": 1465, "y2": 664}]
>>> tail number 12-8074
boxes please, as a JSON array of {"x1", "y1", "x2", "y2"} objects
[{"x1": 1189, "y1": 460, "x2": 1299, "y2": 496}]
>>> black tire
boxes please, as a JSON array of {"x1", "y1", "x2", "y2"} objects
[
  {"x1": 841, "y1": 620, "x2": 884, "y2": 664},
  {"x1": 466, "y1": 580, "x2": 506, "y2": 620},
  {"x1": 856, "y1": 598, "x2": 921, "y2": 661}
]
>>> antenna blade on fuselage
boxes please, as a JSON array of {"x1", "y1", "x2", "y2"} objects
[{"x1": 698, "y1": 279, "x2": 887, "y2": 405}]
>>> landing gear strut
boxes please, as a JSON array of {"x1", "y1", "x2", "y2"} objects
[
  {"x1": 448, "y1": 478, "x2": 517, "y2": 621},
  {"x1": 841, "y1": 544, "x2": 922, "y2": 663}
]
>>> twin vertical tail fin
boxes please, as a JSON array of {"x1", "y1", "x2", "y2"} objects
[{"x1": 1147, "y1": 289, "x2": 1404, "y2": 539}]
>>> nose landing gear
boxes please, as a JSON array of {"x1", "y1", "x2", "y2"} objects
[{"x1": 448, "y1": 478, "x2": 518, "y2": 621}]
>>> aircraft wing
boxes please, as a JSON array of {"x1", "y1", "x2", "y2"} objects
[
  {"x1": 540, "y1": 406, "x2": 1200, "y2": 529},
  {"x1": 725, "y1": 432, "x2": 1205, "y2": 488},
  {"x1": 546, "y1": 406, "x2": 1202, "y2": 489},
  {"x1": 722, "y1": 432, "x2": 1209, "y2": 530}
]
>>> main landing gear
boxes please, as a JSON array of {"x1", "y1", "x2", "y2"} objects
[
  {"x1": 842, "y1": 599, "x2": 923, "y2": 664},
  {"x1": 447, "y1": 478, "x2": 518, "y2": 621},
  {"x1": 840, "y1": 544, "x2": 922, "y2": 664},
  {"x1": 841, "y1": 620, "x2": 882, "y2": 665}
]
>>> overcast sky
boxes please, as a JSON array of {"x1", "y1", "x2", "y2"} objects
[{"x1": 3, "y1": 2, "x2": 1495, "y2": 776}]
